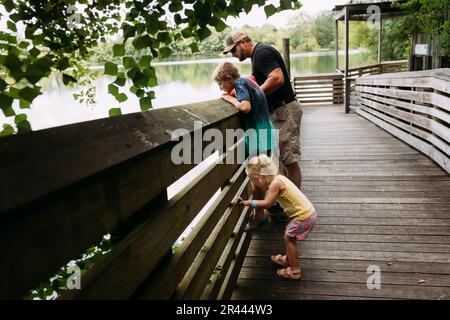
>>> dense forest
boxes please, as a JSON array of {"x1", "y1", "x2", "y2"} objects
[{"x1": 90, "y1": 10, "x2": 411, "y2": 64}]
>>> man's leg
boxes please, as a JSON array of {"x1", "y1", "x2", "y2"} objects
[{"x1": 285, "y1": 161, "x2": 302, "y2": 190}]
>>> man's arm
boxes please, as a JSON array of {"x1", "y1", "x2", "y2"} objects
[{"x1": 260, "y1": 68, "x2": 285, "y2": 96}]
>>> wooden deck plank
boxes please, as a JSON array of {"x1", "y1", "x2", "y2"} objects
[{"x1": 232, "y1": 104, "x2": 450, "y2": 300}]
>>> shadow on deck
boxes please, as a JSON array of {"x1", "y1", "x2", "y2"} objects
[{"x1": 232, "y1": 104, "x2": 450, "y2": 300}]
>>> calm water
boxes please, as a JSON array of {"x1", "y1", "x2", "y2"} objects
[{"x1": 1, "y1": 50, "x2": 371, "y2": 131}]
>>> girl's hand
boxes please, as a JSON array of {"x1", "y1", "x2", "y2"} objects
[{"x1": 238, "y1": 197, "x2": 250, "y2": 206}]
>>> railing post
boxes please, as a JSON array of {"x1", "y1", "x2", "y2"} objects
[
  {"x1": 344, "y1": 6, "x2": 350, "y2": 113},
  {"x1": 282, "y1": 38, "x2": 291, "y2": 80}
]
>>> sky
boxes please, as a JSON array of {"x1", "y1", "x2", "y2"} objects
[{"x1": 226, "y1": 0, "x2": 348, "y2": 28}]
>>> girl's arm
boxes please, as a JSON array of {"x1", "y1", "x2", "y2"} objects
[
  {"x1": 221, "y1": 94, "x2": 251, "y2": 113},
  {"x1": 240, "y1": 179, "x2": 282, "y2": 209}
]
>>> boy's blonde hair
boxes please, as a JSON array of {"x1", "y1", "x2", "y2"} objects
[
  {"x1": 212, "y1": 62, "x2": 240, "y2": 83},
  {"x1": 246, "y1": 154, "x2": 278, "y2": 183}
]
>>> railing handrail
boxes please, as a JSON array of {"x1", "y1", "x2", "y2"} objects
[
  {"x1": 0, "y1": 99, "x2": 251, "y2": 300},
  {"x1": 353, "y1": 68, "x2": 450, "y2": 173},
  {"x1": 341, "y1": 60, "x2": 408, "y2": 74}
]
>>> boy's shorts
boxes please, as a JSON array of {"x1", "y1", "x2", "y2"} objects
[
  {"x1": 270, "y1": 100, "x2": 302, "y2": 165},
  {"x1": 285, "y1": 211, "x2": 317, "y2": 240}
]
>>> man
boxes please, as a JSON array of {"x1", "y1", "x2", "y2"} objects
[{"x1": 223, "y1": 29, "x2": 303, "y2": 230}]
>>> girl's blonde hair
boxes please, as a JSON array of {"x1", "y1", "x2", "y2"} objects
[
  {"x1": 246, "y1": 154, "x2": 278, "y2": 183},
  {"x1": 212, "y1": 62, "x2": 240, "y2": 83}
]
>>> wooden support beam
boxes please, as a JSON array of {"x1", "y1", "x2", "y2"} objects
[
  {"x1": 283, "y1": 38, "x2": 291, "y2": 80},
  {"x1": 344, "y1": 5, "x2": 350, "y2": 113}
]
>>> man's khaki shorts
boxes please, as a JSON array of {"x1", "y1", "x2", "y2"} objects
[{"x1": 270, "y1": 100, "x2": 302, "y2": 165}]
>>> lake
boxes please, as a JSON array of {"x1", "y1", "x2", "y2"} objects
[{"x1": 1, "y1": 49, "x2": 372, "y2": 131}]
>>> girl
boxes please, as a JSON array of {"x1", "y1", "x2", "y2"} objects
[{"x1": 240, "y1": 154, "x2": 317, "y2": 280}]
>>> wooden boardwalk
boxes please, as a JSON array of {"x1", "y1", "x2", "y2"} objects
[{"x1": 232, "y1": 105, "x2": 450, "y2": 300}]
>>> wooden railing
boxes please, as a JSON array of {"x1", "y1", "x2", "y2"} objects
[
  {"x1": 353, "y1": 68, "x2": 450, "y2": 173},
  {"x1": 293, "y1": 72, "x2": 344, "y2": 104},
  {"x1": 343, "y1": 60, "x2": 408, "y2": 80},
  {"x1": 0, "y1": 100, "x2": 252, "y2": 299}
]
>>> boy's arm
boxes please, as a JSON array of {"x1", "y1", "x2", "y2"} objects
[
  {"x1": 240, "y1": 179, "x2": 281, "y2": 209},
  {"x1": 221, "y1": 94, "x2": 251, "y2": 113}
]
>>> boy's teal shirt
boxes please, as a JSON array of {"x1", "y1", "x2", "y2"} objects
[{"x1": 234, "y1": 77, "x2": 277, "y2": 157}]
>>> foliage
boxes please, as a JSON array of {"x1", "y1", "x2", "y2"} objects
[
  {"x1": 287, "y1": 12, "x2": 321, "y2": 51},
  {"x1": 313, "y1": 11, "x2": 335, "y2": 49},
  {"x1": 0, "y1": 0, "x2": 302, "y2": 135},
  {"x1": 393, "y1": 0, "x2": 450, "y2": 54},
  {"x1": 25, "y1": 234, "x2": 112, "y2": 300}
]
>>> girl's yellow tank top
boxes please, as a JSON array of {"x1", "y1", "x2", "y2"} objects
[{"x1": 275, "y1": 175, "x2": 315, "y2": 221}]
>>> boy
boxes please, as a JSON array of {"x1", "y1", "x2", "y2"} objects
[{"x1": 212, "y1": 62, "x2": 277, "y2": 231}]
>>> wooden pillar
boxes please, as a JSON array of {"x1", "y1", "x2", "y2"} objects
[
  {"x1": 378, "y1": 15, "x2": 382, "y2": 63},
  {"x1": 335, "y1": 19, "x2": 339, "y2": 71},
  {"x1": 344, "y1": 6, "x2": 350, "y2": 113},
  {"x1": 282, "y1": 38, "x2": 291, "y2": 80}
]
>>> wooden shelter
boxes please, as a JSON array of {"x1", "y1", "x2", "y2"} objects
[{"x1": 333, "y1": 0, "x2": 407, "y2": 113}]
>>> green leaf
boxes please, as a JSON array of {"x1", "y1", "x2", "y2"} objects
[
  {"x1": 15, "y1": 114, "x2": 32, "y2": 134},
  {"x1": 19, "y1": 41, "x2": 29, "y2": 49},
  {"x1": 0, "y1": 94, "x2": 14, "y2": 117},
  {"x1": 104, "y1": 61, "x2": 118, "y2": 75},
  {"x1": 57, "y1": 57, "x2": 70, "y2": 70},
  {"x1": 0, "y1": 78, "x2": 7, "y2": 91},
  {"x1": 139, "y1": 97, "x2": 152, "y2": 111},
  {"x1": 115, "y1": 93, "x2": 128, "y2": 103},
  {"x1": 264, "y1": 4, "x2": 277, "y2": 18},
  {"x1": 0, "y1": 124, "x2": 15, "y2": 137},
  {"x1": 169, "y1": 2, "x2": 183, "y2": 12},
  {"x1": 19, "y1": 99, "x2": 31, "y2": 109},
  {"x1": 214, "y1": 19, "x2": 227, "y2": 32},
  {"x1": 181, "y1": 27, "x2": 192, "y2": 38},
  {"x1": 198, "y1": 27, "x2": 212, "y2": 41},
  {"x1": 189, "y1": 42, "x2": 199, "y2": 53},
  {"x1": 157, "y1": 31, "x2": 170, "y2": 44},
  {"x1": 62, "y1": 74, "x2": 77, "y2": 85},
  {"x1": 4, "y1": 53, "x2": 21, "y2": 72},
  {"x1": 280, "y1": 0, "x2": 291, "y2": 10},
  {"x1": 114, "y1": 76, "x2": 126, "y2": 87},
  {"x1": 159, "y1": 47, "x2": 171, "y2": 59},
  {"x1": 113, "y1": 44, "x2": 125, "y2": 57},
  {"x1": 7, "y1": 20, "x2": 17, "y2": 32},
  {"x1": 29, "y1": 47, "x2": 41, "y2": 58},
  {"x1": 108, "y1": 108, "x2": 122, "y2": 117},
  {"x1": 108, "y1": 83, "x2": 119, "y2": 95},
  {"x1": 139, "y1": 55, "x2": 152, "y2": 67},
  {"x1": 19, "y1": 86, "x2": 40, "y2": 102},
  {"x1": 123, "y1": 56, "x2": 135, "y2": 69},
  {"x1": 2, "y1": 0, "x2": 15, "y2": 12},
  {"x1": 35, "y1": 56, "x2": 53, "y2": 72},
  {"x1": 122, "y1": 23, "x2": 136, "y2": 40}
]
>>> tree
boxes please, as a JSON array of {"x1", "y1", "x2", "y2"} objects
[
  {"x1": 314, "y1": 11, "x2": 334, "y2": 49},
  {"x1": 0, "y1": 0, "x2": 303, "y2": 136},
  {"x1": 287, "y1": 12, "x2": 320, "y2": 52},
  {"x1": 393, "y1": 0, "x2": 449, "y2": 55}
]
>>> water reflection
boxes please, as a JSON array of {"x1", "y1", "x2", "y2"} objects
[{"x1": 1, "y1": 50, "x2": 372, "y2": 131}]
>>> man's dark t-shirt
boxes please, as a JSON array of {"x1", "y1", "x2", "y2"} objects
[{"x1": 251, "y1": 43, "x2": 296, "y2": 110}]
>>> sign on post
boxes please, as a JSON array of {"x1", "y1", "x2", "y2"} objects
[{"x1": 414, "y1": 44, "x2": 430, "y2": 56}]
